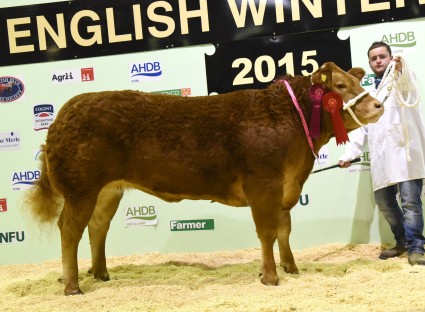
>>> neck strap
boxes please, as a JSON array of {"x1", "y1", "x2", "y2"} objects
[{"x1": 282, "y1": 80, "x2": 318, "y2": 159}]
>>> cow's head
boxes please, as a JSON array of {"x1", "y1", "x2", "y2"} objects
[{"x1": 311, "y1": 62, "x2": 383, "y2": 132}]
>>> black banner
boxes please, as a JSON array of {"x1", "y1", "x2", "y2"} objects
[
  {"x1": 205, "y1": 29, "x2": 352, "y2": 94},
  {"x1": 0, "y1": 0, "x2": 424, "y2": 66}
]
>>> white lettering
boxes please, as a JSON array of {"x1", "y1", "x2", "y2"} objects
[
  {"x1": 70, "y1": 10, "x2": 102, "y2": 47},
  {"x1": 36, "y1": 14, "x2": 67, "y2": 51},
  {"x1": 133, "y1": 4, "x2": 144, "y2": 40},
  {"x1": 170, "y1": 221, "x2": 207, "y2": 230},
  {"x1": 227, "y1": 0, "x2": 267, "y2": 27},
  {"x1": 395, "y1": 0, "x2": 405, "y2": 7},
  {"x1": 5, "y1": 0, "x2": 424, "y2": 59},
  {"x1": 179, "y1": 0, "x2": 210, "y2": 34},
  {"x1": 336, "y1": 0, "x2": 346, "y2": 15},
  {"x1": 106, "y1": 8, "x2": 132, "y2": 43},
  {"x1": 275, "y1": 0, "x2": 285, "y2": 23},
  {"x1": 360, "y1": 0, "x2": 390, "y2": 12},
  {"x1": 7, "y1": 17, "x2": 34, "y2": 53},
  {"x1": 148, "y1": 1, "x2": 176, "y2": 38},
  {"x1": 291, "y1": 0, "x2": 322, "y2": 21}
]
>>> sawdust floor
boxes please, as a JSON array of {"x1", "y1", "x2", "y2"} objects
[{"x1": 1, "y1": 243, "x2": 425, "y2": 312}]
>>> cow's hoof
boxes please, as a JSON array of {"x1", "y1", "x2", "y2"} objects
[
  {"x1": 65, "y1": 288, "x2": 83, "y2": 296},
  {"x1": 260, "y1": 275, "x2": 278, "y2": 286},
  {"x1": 94, "y1": 273, "x2": 110, "y2": 282},
  {"x1": 281, "y1": 263, "x2": 299, "y2": 274},
  {"x1": 88, "y1": 268, "x2": 110, "y2": 281}
]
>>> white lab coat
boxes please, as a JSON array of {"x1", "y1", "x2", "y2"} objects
[{"x1": 340, "y1": 68, "x2": 425, "y2": 191}]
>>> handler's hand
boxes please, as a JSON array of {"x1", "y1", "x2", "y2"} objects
[
  {"x1": 393, "y1": 56, "x2": 402, "y2": 72},
  {"x1": 338, "y1": 160, "x2": 351, "y2": 168}
]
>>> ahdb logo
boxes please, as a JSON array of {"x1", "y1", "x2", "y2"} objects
[
  {"x1": 129, "y1": 62, "x2": 163, "y2": 82},
  {"x1": 12, "y1": 170, "x2": 40, "y2": 191},
  {"x1": 125, "y1": 205, "x2": 158, "y2": 227},
  {"x1": 383, "y1": 31, "x2": 416, "y2": 48}
]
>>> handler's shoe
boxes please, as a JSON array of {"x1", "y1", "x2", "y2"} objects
[
  {"x1": 379, "y1": 246, "x2": 407, "y2": 260},
  {"x1": 408, "y1": 253, "x2": 425, "y2": 265}
]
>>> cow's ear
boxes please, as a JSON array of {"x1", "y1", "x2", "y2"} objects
[
  {"x1": 311, "y1": 62, "x2": 333, "y2": 86},
  {"x1": 348, "y1": 67, "x2": 366, "y2": 82}
]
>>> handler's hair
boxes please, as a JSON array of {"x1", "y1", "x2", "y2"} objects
[{"x1": 367, "y1": 41, "x2": 392, "y2": 58}]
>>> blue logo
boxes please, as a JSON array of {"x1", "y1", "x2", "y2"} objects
[
  {"x1": 0, "y1": 76, "x2": 24, "y2": 102},
  {"x1": 12, "y1": 171, "x2": 40, "y2": 190},
  {"x1": 130, "y1": 62, "x2": 163, "y2": 82}
]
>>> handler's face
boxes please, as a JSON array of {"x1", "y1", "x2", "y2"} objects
[{"x1": 368, "y1": 46, "x2": 392, "y2": 78}]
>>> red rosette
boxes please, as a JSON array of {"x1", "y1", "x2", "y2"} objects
[
  {"x1": 322, "y1": 92, "x2": 343, "y2": 113},
  {"x1": 308, "y1": 84, "x2": 325, "y2": 139},
  {"x1": 309, "y1": 84, "x2": 325, "y2": 102},
  {"x1": 321, "y1": 92, "x2": 349, "y2": 145}
]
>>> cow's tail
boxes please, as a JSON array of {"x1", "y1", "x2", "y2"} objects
[{"x1": 24, "y1": 146, "x2": 63, "y2": 224}]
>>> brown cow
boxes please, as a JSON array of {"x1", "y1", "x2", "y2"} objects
[{"x1": 25, "y1": 62, "x2": 383, "y2": 295}]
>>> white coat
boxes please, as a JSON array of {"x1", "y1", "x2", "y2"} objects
[{"x1": 339, "y1": 68, "x2": 425, "y2": 191}]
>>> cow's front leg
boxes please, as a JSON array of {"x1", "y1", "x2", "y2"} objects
[
  {"x1": 88, "y1": 185, "x2": 123, "y2": 281},
  {"x1": 277, "y1": 210, "x2": 299, "y2": 274},
  {"x1": 244, "y1": 176, "x2": 282, "y2": 286},
  {"x1": 256, "y1": 225, "x2": 278, "y2": 285}
]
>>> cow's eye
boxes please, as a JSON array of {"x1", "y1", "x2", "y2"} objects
[{"x1": 335, "y1": 83, "x2": 346, "y2": 89}]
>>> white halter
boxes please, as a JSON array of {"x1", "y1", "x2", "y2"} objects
[{"x1": 343, "y1": 90, "x2": 370, "y2": 127}]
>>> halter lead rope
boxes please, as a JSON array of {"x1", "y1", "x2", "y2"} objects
[
  {"x1": 377, "y1": 57, "x2": 421, "y2": 108},
  {"x1": 375, "y1": 56, "x2": 421, "y2": 161}
]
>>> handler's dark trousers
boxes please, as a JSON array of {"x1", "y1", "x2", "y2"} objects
[{"x1": 374, "y1": 179, "x2": 425, "y2": 255}]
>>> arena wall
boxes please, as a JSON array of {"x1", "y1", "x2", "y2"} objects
[{"x1": 1, "y1": 0, "x2": 425, "y2": 265}]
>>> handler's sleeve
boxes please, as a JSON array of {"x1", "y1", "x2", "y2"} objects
[{"x1": 339, "y1": 127, "x2": 368, "y2": 162}]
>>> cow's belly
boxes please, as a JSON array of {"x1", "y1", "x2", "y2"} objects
[
  {"x1": 121, "y1": 172, "x2": 249, "y2": 207},
  {"x1": 116, "y1": 144, "x2": 249, "y2": 206}
]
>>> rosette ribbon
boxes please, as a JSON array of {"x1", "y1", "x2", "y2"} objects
[
  {"x1": 322, "y1": 92, "x2": 349, "y2": 145},
  {"x1": 308, "y1": 84, "x2": 325, "y2": 139}
]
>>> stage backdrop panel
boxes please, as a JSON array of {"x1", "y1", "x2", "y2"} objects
[{"x1": 1, "y1": 0, "x2": 425, "y2": 265}]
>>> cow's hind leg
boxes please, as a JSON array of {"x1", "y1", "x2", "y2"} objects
[
  {"x1": 58, "y1": 195, "x2": 97, "y2": 295},
  {"x1": 244, "y1": 176, "x2": 282, "y2": 286},
  {"x1": 277, "y1": 210, "x2": 299, "y2": 274},
  {"x1": 87, "y1": 184, "x2": 124, "y2": 281}
]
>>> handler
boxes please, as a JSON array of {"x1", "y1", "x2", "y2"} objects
[{"x1": 339, "y1": 41, "x2": 425, "y2": 265}]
